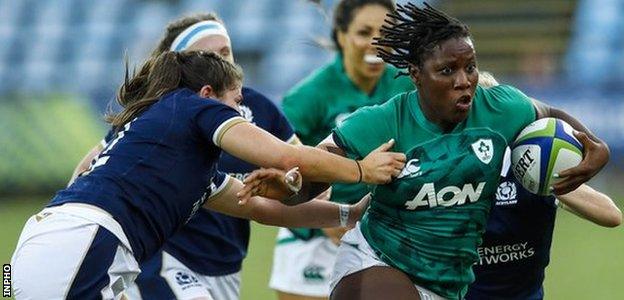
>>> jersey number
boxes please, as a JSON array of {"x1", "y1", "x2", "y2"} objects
[{"x1": 82, "y1": 121, "x2": 133, "y2": 176}]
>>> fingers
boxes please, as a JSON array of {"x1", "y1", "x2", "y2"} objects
[
  {"x1": 552, "y1": 175, "x2": 585, "y2": 195},
  {"x1": 236, "y1": 186, "x2": 253, "y2": 204},
  {"x1": 242, "y1": 170, "x2": 269, "y2": 185},
  {"x1": 361, "y1": 193, "x2": 372, "y2": 206},
  {"x1": 392, "y1": 152, "x2": 407, "y2": 163},
  {"x1": 237, "y1": 179, "x2": 269, "y2": 205},
  {"x1": 372, "y1": 139, "x2": 395, "y2": 153},
  {"x1": 553, "y1": 162, "x2": 589, "y2": 178},
  {"x1": 238, "y1": 169, "x2": 273, "y2": 203},
  {"x1": 573, "y1": 130, "x2": 593, "y2": 149}
]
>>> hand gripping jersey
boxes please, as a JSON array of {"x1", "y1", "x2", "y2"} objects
[
  {"x1": 465, "y1": 166, "x2": 557, "y2": 300},
  {"x1": 333, "y1": 85, "x2": 536, "y2": 300},
  {"x1": 50, "y1": 88, "x2": 245, "y2": 262},
  {"x1": 282, "y1": 54, "x2": 414, "y2": 239}
]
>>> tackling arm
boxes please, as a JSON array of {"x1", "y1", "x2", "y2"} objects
[
  {"x1": 204, "y1": 176, "x2": 368, "y2": 228},
  {"x1": 220, "y1": 122, "x2": 404, "y2": 185},
  {"x1": 556, "y1": 184, "x2": 622, "y2": 227}
]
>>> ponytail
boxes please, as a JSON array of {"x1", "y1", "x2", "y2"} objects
[
  {"x1": 107, "y1": 52, "x2": 183, "y2": 127},
  {"x1": 107, "y1": 50, "x2": 243, "y2": 128}
]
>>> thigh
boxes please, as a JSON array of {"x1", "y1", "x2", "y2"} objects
[{"x1": 330, "y1": 266, "x2": 420, "y2": 300}]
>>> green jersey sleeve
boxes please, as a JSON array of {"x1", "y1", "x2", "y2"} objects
[
  {"x1": 483, "y1": 84, "x2": 536, "y2": 143},
  {"x1": 333, "y1": 99, "x2": 396, "y2": 158}
]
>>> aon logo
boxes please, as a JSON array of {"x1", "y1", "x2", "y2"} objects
[{"x1": 405, "y1": 182, "x2": 486, "y2": 210}]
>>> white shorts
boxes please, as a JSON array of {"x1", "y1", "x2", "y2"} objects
[
  {"x1": 124, "y1": 251, "x2": 241, "y2": 300},
  {"x1": 269, "y1": 228, "x2": 339, "y2": 297},
  {"x1": 329, "y1": 224, "x2": 447, "y2": 300},
  {"x1": 11, "y1": 203, "x2": 140, "y2": 300}
]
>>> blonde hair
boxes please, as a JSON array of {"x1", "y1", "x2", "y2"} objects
[{"x1": 478, "y1": 71, "x2": 499, "y2": 88}]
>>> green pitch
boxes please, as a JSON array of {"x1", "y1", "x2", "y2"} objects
[{"x1": 1, "y1": 197, "x2": 622, "y2": 299}]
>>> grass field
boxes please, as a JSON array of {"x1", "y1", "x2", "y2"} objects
[{"x1": 1, "y1": 197, "x2": 623, "y2": 299}]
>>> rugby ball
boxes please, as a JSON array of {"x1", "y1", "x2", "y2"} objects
[{"x1": 511, "y1": 118, "x2": 583, "y2": 195}]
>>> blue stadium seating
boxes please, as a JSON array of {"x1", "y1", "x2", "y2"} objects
[
  {"x1": 565, "y1": 0, "x2": 624, "y2": 86},
  {"x1": 0, "y1": 0, "x2": 620, "y2": 102},
  {"x1": 0, "y1": 0, "x2": 337, "y2": 102}
]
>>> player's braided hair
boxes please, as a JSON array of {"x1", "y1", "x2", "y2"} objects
[
  {"x1": 374, "y1": 2, "x2": 470, "y2": 76},
  {"x1": 108, "y1": 51, "x2": 243, "y2": 127}
]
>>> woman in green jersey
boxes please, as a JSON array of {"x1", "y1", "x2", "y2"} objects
[
  {"x1": 247, "y1": 2, "x2": 610, "y2": 300},
  {"x1": 271, "y1": 1, "x2": 414, "y2": 299}
]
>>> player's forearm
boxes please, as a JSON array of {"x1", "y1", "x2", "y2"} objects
[
  {"x1": 557, "y1": 184, "x2": 622, "y2": 227},
  {"x1": 250, "y1": 197, "x2": 353, "y2": 228},
  {"x1": 219, "y1": 123, "x2": 359, "y2": 183},
  {"x1": 291, "y1": 145, "x2": 360, "y2": 183}
]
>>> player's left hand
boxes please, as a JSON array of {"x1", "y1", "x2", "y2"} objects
[
  {"x1": 237, "y1": 167, "x2": 300, "y2": 204},
  {"x1": 553, "y1": 131, "x2": 610, "y2": 195}
]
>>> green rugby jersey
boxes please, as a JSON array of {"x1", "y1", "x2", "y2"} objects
[
  {"x1": 281, "y1": 55, "x2": 413, "y2": 239},
  {"x1": 333, "y1": 85, "x2": 536, "y2": 299}
]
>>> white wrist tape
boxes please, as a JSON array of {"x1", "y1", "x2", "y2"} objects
[{"x1": 339, "y1": 204, "x2": 350, "y2": 227}]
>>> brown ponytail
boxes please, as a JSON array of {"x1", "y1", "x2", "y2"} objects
[{"x1": 107, "y1": 50, "x2": 243, "y2": 128}]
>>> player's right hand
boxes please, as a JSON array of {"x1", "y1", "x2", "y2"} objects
[
  {"x1": 237, "y1": 168, "x2": 294, "y2": 204},
  {"x1": 360, "y1": 139, "x2": 406, "y2": 184},
  {"x1": 553, "y1": 131, "x2": 610, "y2": 195}
]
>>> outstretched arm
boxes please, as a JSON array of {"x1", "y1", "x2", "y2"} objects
[
  {"x1": 556, "y1": 184, "x2": 622, "y2": 228},
  {"x1": 204, "y1": 176, "x2": 369, "y2": 228},
  {"x1": 532, "y1": 99, "x2": 610, "y2": 195},
  {"x1": 237, "y1": 134, "x2": 372, "y2": 204},
  {"x1": 220, "y1": 122, "x2": 405, "y2": 186}
]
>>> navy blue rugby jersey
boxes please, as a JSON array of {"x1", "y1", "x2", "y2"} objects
[
  {"x1": 159, "y1": 87, "x2": 295, "y2": 276},
  {"x1": 50, "y1": 88, "x2": 246, "y2": 262},
  {"x1": 466, "y1": 157, "x2": 557, "y2": 300}
]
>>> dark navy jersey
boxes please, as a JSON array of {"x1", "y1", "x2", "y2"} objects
[
  {"x1": 50, "y1": 88, "x2": 245, "y2": 262},
  {"x1": 158, "y1": 87, "x2": 295, "y2": 276},
  {"x1": 466, "y1": 158, "x2": 557, "y2": 300}
]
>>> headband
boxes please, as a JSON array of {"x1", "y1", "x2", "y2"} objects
[{"x1": 170, "y1": 20, "x2": 230, "y2": 52}]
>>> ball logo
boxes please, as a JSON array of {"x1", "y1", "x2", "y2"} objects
[
  {"x1": 175, "y1": 271, "x2": 199, "y2": 286},
  {"x1": 471, "y1": 139, "x2": 493, "y2": 164},
  {"x1": 397, "y1": 159, "x2": 422, "y2": 179},
  {"x1": 514, "y1": 148, "x2": 535, "y2": 179}
]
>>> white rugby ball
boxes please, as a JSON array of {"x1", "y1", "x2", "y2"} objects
[{"x1": 511, "y1": 118, "x2": 583, "y2": 195}]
